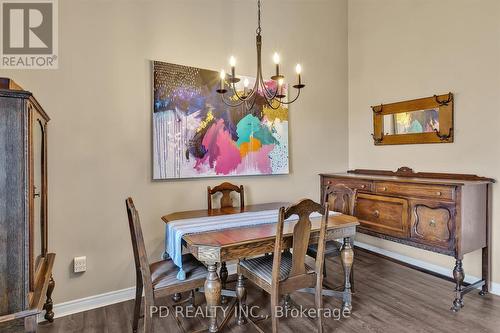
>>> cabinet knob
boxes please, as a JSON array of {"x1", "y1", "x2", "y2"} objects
[
  {"x1": 436, "y1": 191, "x2": 442, "y2": 196},
  {"x1": 328, "y1": 181, "x2": 332, "y2": 185},
  {"x1": 381, "y1": 187, "x2": 387, "y2": 191},
  {"x1": 429, "y1": 219, "x2": 436, "y2": 227},
  {"x1": 361, "y1": 185, "x2": 366, "y2": 189},
  {"x1": 373, "y1": 210, "x2": 380, "y2": 218}
]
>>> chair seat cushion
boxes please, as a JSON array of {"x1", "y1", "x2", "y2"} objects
[
  {"x1": 150, "y1": 254, "x2": 207, "y2": 291},
  {"x1": 239, "y1": 251, "x2": 313, "y2": 284},
  {"x1": 307, "y1": 240, "x2": 342, "y2": 257}
]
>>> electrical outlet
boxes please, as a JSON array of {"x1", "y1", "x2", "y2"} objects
[{"x1": 74, "y1": 256, "x2": 87, "y2": 273}]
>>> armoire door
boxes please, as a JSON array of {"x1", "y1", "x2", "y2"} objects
[{"x1": 29, "y1": 107, "x2": 48, "y2": 294}]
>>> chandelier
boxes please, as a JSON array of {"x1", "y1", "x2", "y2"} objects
[{"x1": 216, "y1": 0, "x2": 305, "y2": 110}]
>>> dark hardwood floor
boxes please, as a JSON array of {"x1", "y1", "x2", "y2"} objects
[{"x1": 38, "y1": 249, "x2": 500, "y2": 333}]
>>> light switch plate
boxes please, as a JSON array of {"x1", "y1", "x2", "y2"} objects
[{"x1": 74, "y1": 256, "x2": 87, "y2": 273}]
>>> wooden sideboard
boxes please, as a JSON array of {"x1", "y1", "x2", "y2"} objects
[{"x1": 320, "y1": 167, "x2": 494, "y2": 312}]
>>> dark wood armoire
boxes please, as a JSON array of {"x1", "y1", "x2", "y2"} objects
[{"x1": 0, "y1": 78, "x2": 55, "y2": 332}]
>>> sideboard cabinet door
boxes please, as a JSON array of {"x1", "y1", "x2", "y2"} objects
[{"x1": 410, "y1": 202, "x2": 455, "y2": 251}]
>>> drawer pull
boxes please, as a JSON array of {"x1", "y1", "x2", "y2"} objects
[
  {"x1": 381, "y1": 187, "x2": 387, "y2": 191},
  {"x1": 436, "y1": 191, "x2": 442, "y2": 196},
  {"x1": 429, "y1": 219, "x2": 436, "y2": 227},
  {"x1": 361, "y1": 184, "x2": 366, "y2": 189},
  {"x1": 373, "y1": 210, "x2": 380, "y2": 218},
  {"x1": 327, "y1": 181, "x2": 332, "y2": 185}
]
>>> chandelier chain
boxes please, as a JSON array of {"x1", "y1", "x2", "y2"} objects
[{"x1": 256, "y1": 0, "x2": 262, "y2": 35}]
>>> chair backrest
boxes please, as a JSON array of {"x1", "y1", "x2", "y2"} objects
[
  {"x1": 323, "y1": 184, "x2": 357, "y2": 215},
  {"x1": 272, "y1": 199, "x2": 330, "y2": 282},
  {"x1": 125, "y1": 198, "x2": 153, "y2": 291},
  {"x1": 207, "y1": 182, "x2": 244, "y2": 211}
]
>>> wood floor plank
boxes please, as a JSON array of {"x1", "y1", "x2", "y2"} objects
[{"x1": 38, "y1": 250, "x2": 500, "y2": 333}]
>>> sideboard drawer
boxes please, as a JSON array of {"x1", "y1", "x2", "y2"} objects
[
  {"x1": 374, "y1": 182, "x2": 454, "y2": 201},
  {"x1": 355, "y1": 193, "x2": 409, "y2": 238},
  {"x1": 323, "y1": 178, "x2": 372, "y2": 191}
]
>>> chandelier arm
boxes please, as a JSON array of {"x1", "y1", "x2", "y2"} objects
[
  {"x1": 243, "y1": 76, "x2": 262, "y2": 111},
  {"x1": 229, "y1": 81, "x2": 247, "y2": 102},
  {"x1": 229, "y1": 80, "x2": 259, "y2": 102},
  {"x1": 219, "y1": 93, "x2": 248, "y2": 108},
  {"x1": 259, "y1": 74, "x2": 283, "y2": 109},
  {"x1": 245, "y1": 93, "x2": 259, "y2": 111},
  {"x1": 265, "y1": 100, "x2": 283, "y2": 110},
  {"x1": 277, "y1": 88, "x2": 301, "y2": 105},
  {"x1": 261, "y1": 94, "x2": 283, "y2": 110},
  {"x1": 243, "y1": 80, "x2": 260, "y2": 102},
  {"x1": 258, "y1": 73, "x2": 279, "y2": 100}
]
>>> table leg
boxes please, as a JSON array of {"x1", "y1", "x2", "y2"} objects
[
  {"x1": 236, "y1": 274, "x2": 247, "y2": 325},
  {"x1": 341, "y1": 237, "x2": 353, "y2": 312},
  {"x1": 220, "y1": 262, "x2": 228, "y2": 305},
  {"x1": 205, "y1": 263, "x2": 221, "y2": 333},
  {"x1": 451, "y1": 257, "x2": 464, "y2": 312}
]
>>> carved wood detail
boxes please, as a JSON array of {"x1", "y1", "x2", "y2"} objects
[
  {"x1": 348, "y1": 166, "x2": 495, "y2": 182},
  {"x1": 207, "y1": 182, "x2": 244, "y2": 211}
]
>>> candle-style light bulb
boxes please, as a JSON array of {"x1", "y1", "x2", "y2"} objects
[
  {"x1": 295, "y1": 64, "x2": 302, "y2": 75},
  {"x1": 243, "y1": 78, "x2": 250, "y2": 96},
  {"x1": 219, "y1": 69, "x2": 226, "y2": 91},
  {"x1": 229, "y1": 56, "x2": 236, "y2": 81},
  {"x1": 273, "y1": 52, "x2": 280, "y2": 64},
  {"x1": 273, "y1": 52, "x2": 281, "y2": 79},
  {"x1": 295, "y1": 64, "x2": 302, "y2": 86},
  {"x1": 277, "y1": 78, "x2": 285, "y2": 97}
]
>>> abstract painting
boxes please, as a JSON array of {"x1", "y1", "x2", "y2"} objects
[{"x1": 152, "y1": 61, "x2": 289, "y2": 179}]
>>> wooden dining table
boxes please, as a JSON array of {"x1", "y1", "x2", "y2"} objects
[{"x1": 162, "y1": 202, "x2": 359, "y2": 333}]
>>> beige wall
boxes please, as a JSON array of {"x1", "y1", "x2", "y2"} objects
[
  {"x1": 348, "y1": 0, "x2": 500, "y2": 283},
  {"x1": 5, "y1": 0, "x2": 498, "y2": 306},
  {"x1": 1, "y1": 0, "x2": 348, "y2": 303}
]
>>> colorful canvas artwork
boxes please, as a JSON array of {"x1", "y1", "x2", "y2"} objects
[{"x1": 152, "y1": 61, "x2": 289, "y2": 179}]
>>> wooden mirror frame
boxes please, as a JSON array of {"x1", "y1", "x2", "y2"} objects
[{"x1": 371, "y1": 93, "x2": 454, "y2": 145}]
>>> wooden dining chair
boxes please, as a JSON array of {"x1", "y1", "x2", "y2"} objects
[
  {"x1": 307, "y1": 184, "x2": 356, "y2": 291},
  {"x1": 126, "y1": 198, "x2": 207, "y2": 333},
  {"x1": 207, "y1": 182, "x2": 244, "y2": 211},
  {"x1": 207, "y1": 182, "x2": 244, "y2": 303},
  {"x1": 237, "y1": 199, "x2": 330, "y2": 333}
]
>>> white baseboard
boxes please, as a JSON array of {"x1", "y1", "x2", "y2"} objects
[
  {"x1": 355, "y1": 241, "x2": 500, "y2": 296},
  {"x1": 39, "y1": 286, "x2": 136, "y2": 321},
  {"x1": 40, "y1": 263, "x2": 239, "y2": 321},
  {"x1": 40, "y1": 245, "x2": 498, "y2": 321}
]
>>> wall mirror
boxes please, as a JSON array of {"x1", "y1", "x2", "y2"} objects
[{"x1": 371, "y1": 93, "x2": 454, "y2": 145}]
